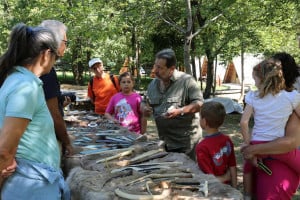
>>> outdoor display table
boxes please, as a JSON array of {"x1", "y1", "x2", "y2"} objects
[{"x1": 63, "y1": 110, "x2": 242, "y2": 200}]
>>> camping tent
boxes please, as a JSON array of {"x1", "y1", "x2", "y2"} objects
[{"x1": 194, "y1": 53, "x2": 264, "y2": 85}]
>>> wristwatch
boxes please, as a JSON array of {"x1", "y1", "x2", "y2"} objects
[{"x1": 180, "y1": 107, "x2": 184, "y2": 116}]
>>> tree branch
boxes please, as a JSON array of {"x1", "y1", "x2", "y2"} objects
[{"x1": 191, "y1": 13, "x2": 223, "y2": 39}]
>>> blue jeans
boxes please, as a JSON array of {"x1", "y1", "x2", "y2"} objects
[{"x1": 1, "y1": 158, "x2": 70, "y2": 200}]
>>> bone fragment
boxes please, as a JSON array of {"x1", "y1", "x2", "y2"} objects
[
  {"x1": 110, "y1": 165, "x2": 170, "y2": 173},
  {"x1": 129, "y1": 151, "x2": 168, "y2": 165},
  {"x1": 129, "y1": 149, "x2": 164, "y2": 162},
  {"x1": 129, "y1": 161, "x2": 183, "y2": 167},
  {"x1": 115, "y1": 181, "x2": 170, "y2": 200},
  {"x1": 199, "y1": 180, "x2": 208, "y2": 197},
  {"x1": 111, "y1": 161, "x2": 183, "y2": 173},
  {"x1": 95, "y1": 148, "x2": 134, "y2": 163},
  {"x1": 126, "y1": 172, "x2": 194, "y2": 186}
]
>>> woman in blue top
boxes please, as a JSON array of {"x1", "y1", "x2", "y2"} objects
[{"x1": 0, "y1": 23, "x2": 70, "y2": 199}]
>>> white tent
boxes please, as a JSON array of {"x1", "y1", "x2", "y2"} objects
[{"x1": 194, "y1": 53, "x2": 264, "y2": 85}]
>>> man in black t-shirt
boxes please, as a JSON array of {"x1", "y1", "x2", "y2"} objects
[{"x1": 39, "y1": 20, "x2": 73, "y2": 156}]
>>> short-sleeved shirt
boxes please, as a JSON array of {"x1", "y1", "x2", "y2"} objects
[
  {"x1": 293, "y1": 77, "x2": 300, "y2": 92},
  {"x1": 147, "y1": 70, "x2": 203, "y2": 151},
  {"x1": 0, "y1": 66, "x2": 60, "y2": 169},
  {"x1": 245, "y1": 90, "x2": 300, "y2": 141},
  {"x1": 39, "y1": 68, "x2": 63, "y2": 116},
  {"x1": 195, "y1": 132, "x2": 236, "y2": 178},
  {"x1": 106, "y1": 92, "x2": 142, "y2": 133},
  {"x1": 87, "y1": 73, "x2": 120, "y2": 114}
]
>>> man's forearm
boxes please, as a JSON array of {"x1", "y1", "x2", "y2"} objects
[
  {"x1": 53, "y1": 114, "x2": 71, "y2": 145},
  {"x1": 185, "y1": 101, "x2": 202, "y2": 113},
  {"x1": 244, "y1": 112, "x2": 300, "y2": 157},
  {"x1": 249, "y1": 137, "x2": 296, "y2": 155},
  {"x1": 46, "y1": 97, "x2": 71, "y2": 146}
]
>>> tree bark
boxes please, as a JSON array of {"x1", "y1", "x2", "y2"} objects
[
  {"x1": 203, "y1": 49, "x2": 214, "y2": 99},
  {"x1": 183, "y1": 0, "x2": 193, "y2": 75},
  {"x1": 239, "y1": 46, "x2": 245, "y2": 103}
]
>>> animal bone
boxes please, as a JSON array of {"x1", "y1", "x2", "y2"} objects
[
  {"x1": 115, "y1": 181, "x2": 170, "y2": 200},
  {"x1": 171, "y1": 184, "x2": 200, "y2": 190},
  {"x1": 110, "y1": 165, "x2": 171, "y2": 173},
  {"x1": 126, "y1": 172, "x2": 194, "y2": 186},
  {"x1": 129, "y1": 149, "x2": 164, "y2": 162},
  {"x1": 129, "y1": 161, "x2": 183, "y2": 168},
  {"x1": 199, "y1": 180, "x2": 208, "y2": 197},
  {"x1": 173, "y1": 178, "x2": 201, "y2": 185},
  {"x1": 95, "y1": 148, "x2": 134, "y2": 163},
  {"x1": 111, "y1": 161, "x2": 183, "y2": 173},
  {"x1": 170, "y1": 181, "x2": 208, "y2": 197},
  {"x1": 129, "y1": 151, "x2": 168, "y2": 165}
]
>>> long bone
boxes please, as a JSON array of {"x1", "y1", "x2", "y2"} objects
[
  {"x1": 126, "y1": 172, "x2": 194, "y2": 186},
  {"x1": 95, "y1": 148, "x2": 134, "y2": 163},
  {"x1": 171, "y1": 180, "x2": 208, "y2": 197},
  {"x1": 115, "y1": 181, "x2": 170, "y2": 200},
  {"x1": 111, "y1": 161, "x2": 183, "y2": 173}
]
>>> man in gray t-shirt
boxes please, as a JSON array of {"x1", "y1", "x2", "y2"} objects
[{"x1": 146, "y1": 48, "x2": 203, "y2": 160}]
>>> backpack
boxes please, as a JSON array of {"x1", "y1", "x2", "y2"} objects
[{"x1": 89, "y1": 74, "x2": 118, "y2": 101}]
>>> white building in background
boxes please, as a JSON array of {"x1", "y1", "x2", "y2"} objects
[{"x1": 193, "y1": 53, "x2": 264, "y2": 85}]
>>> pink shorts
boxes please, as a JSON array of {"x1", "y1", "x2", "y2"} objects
[
  {"x1": 243, "y1": 141, "x2": 300, "y2": 175},
  {"x1": 255, "y1": 159, "x2": 300, "y2": 200},
  {"x1": 243, "y1": 141, "x2": 300, "y2": 199}
]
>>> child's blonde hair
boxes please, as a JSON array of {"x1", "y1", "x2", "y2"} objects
[{"x1": 253, "y1": 58, "x2": 285, "y2": 98}]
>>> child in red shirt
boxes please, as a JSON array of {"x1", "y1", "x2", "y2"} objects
[{"x1": 195, "y1": 101, "x2": 237, "y2": 188}]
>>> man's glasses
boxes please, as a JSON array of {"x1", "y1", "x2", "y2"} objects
[{"x1": 62, "y1": 39, "x2": 69, "y2": 46}]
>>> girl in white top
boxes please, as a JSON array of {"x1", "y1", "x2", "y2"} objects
[{"x1": 240, "y1": 58, "x2": 300, "y2": 199}]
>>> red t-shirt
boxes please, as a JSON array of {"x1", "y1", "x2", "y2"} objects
[{"x1": 195, "y1": 132, "x2": 236, "y2": 178}]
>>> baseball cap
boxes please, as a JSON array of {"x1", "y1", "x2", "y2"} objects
[{"x1": 88, "y1": 58, "x2": 102, "y2": 68}]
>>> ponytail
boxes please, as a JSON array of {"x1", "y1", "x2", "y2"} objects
[
  {"x1": 0, "y1": 23, "x2": 58, "y2": 87},
  {"x1": 253, "y1": 59, "x2": 285, "y2": 98}
]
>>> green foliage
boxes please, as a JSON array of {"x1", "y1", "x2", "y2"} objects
[{"x1": 0, "y1": 0, "x2": 299, "y2": 85}]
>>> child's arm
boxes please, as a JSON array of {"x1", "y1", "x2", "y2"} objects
[
  {"x1": 240, "y1": 104, "x2": 253, "y2": 144},
  {"x1": 229, "y1": 166, "x2": 237, "y2": 188},
  {"x1": 214, "y1": 167, "x2": 237, "y2": 187},
  {"x1": 87, "y1": 83, "x2": 95, "y2": 104},
  {"x1": 1, "y1": 158, "x2": 17, "y2": 188},
  {"x1": 215, "y1": 169, "x2": 231, "y2": 183},
  {"x1": 104, "y1": 113, "x2": 119, "y2": 124},
  {"x1": 140, "y1": 116, "x2": 147, "y2": 134},
  {"x1": 140, "y1": 101, "x2": 151, "y2": 134}
]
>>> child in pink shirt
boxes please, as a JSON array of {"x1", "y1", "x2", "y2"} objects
[{"x1": 105, "y1": 72, "x2": 146, "y2": 134}]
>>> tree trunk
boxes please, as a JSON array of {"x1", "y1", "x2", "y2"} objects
[
  {"x1": 131, "y1": 26, "x2": 136, "y2": 76},
  {"x1": 183, "y1": 0, "x2": 193, "y2": 75},
  {"x1": 203, "y1": 50, "x2": 214, "y2": 99},
  {"x1": 72, "y1": 37, "x2": 84, "y2": 85},
  {"x1": 239, "y1": 46, "x2": 245, "y2": 103},
  {"x1": 199, "y1": 56, "x2": 203, "y2": 90},
  {"x1": 212, "y1": 56, "x2": 218, "y2": 96},
  {"x1": 190, "y1": 35, "x2": 196, "y2": 79}
]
